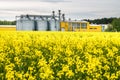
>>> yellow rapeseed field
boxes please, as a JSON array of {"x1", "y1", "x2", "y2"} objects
[
  {"x1": 0, "y1": 25, "x2": 16, "y2": 31},
  {"x1": 0, "y1": 31, "x2": 120, "y2": 80}
]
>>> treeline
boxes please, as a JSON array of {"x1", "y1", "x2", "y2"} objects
[
  {"x1": 105, "y1": 18, "x2": 120, "y2": 32},
  {"x1": 83, "y1": 17, "x2": 118, "y2": 24},
  {"x1": 0, "y1": 17, "x2": 118, "y2": 25},
  {"x1": 0, "y1": 20, "x2": 16, "y2": 25},
  {"x1": 83, "y1": 17, "x2": 120, "y2": 32}
]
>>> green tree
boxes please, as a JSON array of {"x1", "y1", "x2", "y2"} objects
[
  {"x1": 105, "y1": 24, "x2": 116, "y2": 32},
  {"x1": 0, "y1": 20, "x2": 16, "y2": 25},
  {"x1": 112, "y1": 18, "x2": 120, "y2": 31}
]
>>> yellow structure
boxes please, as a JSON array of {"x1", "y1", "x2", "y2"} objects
[
  {"x1": 60, "y1": 21, "x2": 102, "y2": 32},
  {"x1": 0, "y1": 21, "x2": 102, "y2": 32},
  {"x1": 0, "y1": 25, "x2": 16, "y2": 31},
  {"x1": 89, "y1": 25, "x2": 102, "y2": 32}
]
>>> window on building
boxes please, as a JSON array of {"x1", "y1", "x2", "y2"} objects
[
  {"x1": 77, "y1": 23, "x2": 80, "y2": 29},
  {"x1": 72, "y1": 23, "x2": 77, "y2": 28},
  {"x1": 81, "y1": 23, "x2": 87, "y2": 29},
  {"x1": 72, "y1": 23, "x2": 77, "y2": 31},
  {"x1": 72, "y1": 23, "x2": 80, "y2": 29}
]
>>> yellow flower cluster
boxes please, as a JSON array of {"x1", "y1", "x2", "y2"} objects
[{"x1": 0, "y1": 31, "x2": 120, "y2": 80}]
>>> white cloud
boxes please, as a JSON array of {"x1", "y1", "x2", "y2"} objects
[{"x1": 0, "y1": 0, "x2": 120, "y2": 20}]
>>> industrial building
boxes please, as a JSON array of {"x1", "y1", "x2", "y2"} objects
[
  {"x1": 16, "y1": 10, "x2": 102, "y2": 32},
  {"x1": 16, "y1": 10, "x2": 62, "y2": 31},
  {"x1": 60, "y1": 21, "x2": 102, "y2": 32}
]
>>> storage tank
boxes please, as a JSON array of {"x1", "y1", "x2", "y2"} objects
[
  {"x1": 16, "y1": 18, "x2": 34, "y2": 31},
  {"x1": 16, "y1": 19, "x2": 23, "y2": 30},
  {"x1": 49, "y1": 19, "x2": 60, "y2": 31},
  {"x1": 56, "y1": 20, "x2": 60, "y2": 31},
  {"x1": 21, "y1": 19, "x2": 34, "y2": 30},
  {"x1": 37, "y1": 20, "x2": 48, "y2": 31},
  {"x1": 49, "y1": 19, "x2": 56, "y2": 31}
]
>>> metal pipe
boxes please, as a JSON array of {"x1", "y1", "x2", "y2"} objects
[
  {"x1": 34, "y1": 17, "x2": 37, "y2": 31},
  {"x1": 52, "y1": 11, "x2": 55, "y2": 19},
  {"x1": 62, "y1": 14, "x2": 65, "y2": 21},
  {"x1": 58, "y1": 10, "x2": 61, "y2": 21},
  {"x1": 26, "y1": 14, "x2": 31, "y2": 20}
]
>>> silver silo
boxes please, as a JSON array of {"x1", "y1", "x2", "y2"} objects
[
  {"x1": 16, "y1": 16, "x2": 34, "y2": 31},
  {"x1": 49, "y1": 19, "x2": 60, "y2": 31},
  {"x1": 56, "y1": 20, "x2": 60, "y2": 31},
  {"x1": 37, "y1": 20, "x2": 48, "y2": 31},
  {"x1": 16, "y1": 19, "x2": 23, "y2": 30},
  {"x1": 49, "y1": 19, "x2": 56, "y2": 31},
  {"x1": 21, "y1": 18, "x2": 34, "y2": 30}
]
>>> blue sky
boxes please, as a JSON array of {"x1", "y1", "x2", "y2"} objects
[{"x1": 0, "y1": 0, "x2": 120, "y2": 20}]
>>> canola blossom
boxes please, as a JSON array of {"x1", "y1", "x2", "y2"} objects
[{"x1": 0, "y1": 31, "x2": 120, "y2": 80}]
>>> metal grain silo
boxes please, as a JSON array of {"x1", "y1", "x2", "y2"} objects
[
  {"x1": 16, "y1": 16, "x2": 34, "y2": 31},
  {"x1": 49, "y1": 19, "x2": 60, "y2": 31},
  {"x1": 49, "y1": 19, "x2": 56, "y2": 31},
  {"x1": 16, "y1": 19, "x2": 23, "y2": 30},
  {"x1": 56, "y1": 20, "x2": 60, "y2": 31},
  {"x1": 37, "y1": 20, "x2": 48, "y2": 31},
  {"x1": 21, "y1": 19, "x2": 34, "y2": 30}
]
